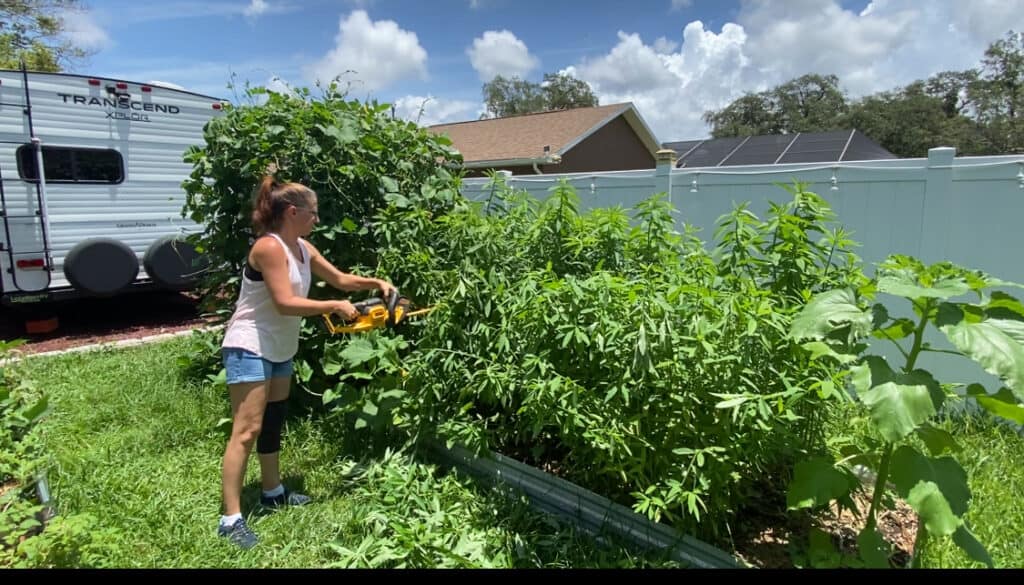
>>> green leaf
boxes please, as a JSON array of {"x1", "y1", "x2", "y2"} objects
[
  {"x1": 341, "y1": 337, "x2": 377, "y2": 368},
  {"x1": 966, "y1": 384, "x2": 1024, "y2": 424},
  {"x1": 380, "y1": 176, "x2": 399, "y2": 193},
  {"x1": 801, "y1": 341, "x2": 858, "y2": 364},
  {"x1": 319, "y1": 122, "x2": 357, "y2": 144},
  {"x1": 791, "y1": 289, "x2": 872, "y2": 343},
  {"x1": 860, "y1": 376, "x2": 939, "y2": 442},
  {"x1": 294, "y1": 360, "x2": 313, "y2": 383},
  {"x1": 22, "y1": 395, "x2": 48, "y2": 423},
  {"x1": 952, "y1": 525, "x2": 994, "y2": 568},
  {"x1": 986, "y1": 291, "x2": 1024, "y2": 319},
  {"x1": 322, "y1": 387, "x2": 340, "y2": 405},
  {"x1": 915, "y1": 423, "x2": 961, "y2": 456},
  {"x1": 807, "y1": 527, "x2": 842, "y2": 568},
  {"x1": 713, "y1": 395, "x2": 750, "y2": 409},
  {"x1": 323, "y1": 357, "x2": 343, "y2": 376},
  {"x1": 787, "y1": 456, "x2": 858, "y2": 510},
  {"x1": 872, "y1": 318, "x2": 915, "y2": 341},
  {"x1": 890, "y1": 446, "x2": 970, "y2": 536},
  {"x1": 878, "y1": 272, "x2": 969, "y2": 300},
  {"x1": 850, "y1": 355, "x2": 894, "y2": 397},
  {"x1": 906, "y1": 482, "x2": 960, "y2": 536},
  {"x1": 941, "y1": 318, "x2": 1024, "y2": 400},
  {"x1": 857, "y1": 526, "x2": 892, "y2": 569}
]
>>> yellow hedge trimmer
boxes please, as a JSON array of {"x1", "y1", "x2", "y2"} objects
[{"x1": 322, "y1": 288, "x2": 433, "y2": 334}]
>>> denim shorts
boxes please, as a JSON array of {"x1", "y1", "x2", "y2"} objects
[{"x1": 222, "y1": 348, "x2": 294, "y2": 384}]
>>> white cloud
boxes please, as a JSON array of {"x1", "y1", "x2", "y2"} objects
[
  {"x1": 568, "y1": 23, "x2": 748, "y2": 142},
  {"x1": 467, "y1": 30, "x2": 539, "y2": 81},
  {"x1": 392, "y1": 95, "x2": 481, "y2": 126},
  {"x1": 306, "y1": 10, "x2": 428, "y2": 92},
  {"x1": 243, "y1": 0, "x2": 270, "y2": 19},
  {"x1": 60, "y1": 8, "x2": 111, "y2": 51},
  {"x1": 653, "y1": 36, "x2": 679, "y2": 54},
  {"x1": 564, "y1": 0, "x2": 1024, "y2": 142},
  {"x1": 671, "y1": 0, "x2": 693, "y2": 10}
]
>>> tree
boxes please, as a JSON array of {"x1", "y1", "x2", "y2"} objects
[
  {"x1": 0, "y1": 0, "x2": 90, "y2": 72},
  {"x1": 772, "y1": 74, "x2": 848, "y2": 132},
  {"x1": 703, "y1": 92, "x2": 780, "y2": 137},
  {"x1": 540, "y1": 72, "x2": 598, "y2": 111},
  {"x1": 841, "y1": 83, "x2": 988, "y2": 158},
  {"x1": 481, "y1": 75, "x2": 544, "y2": 118},
  {"x1": 703, "y1": 74, "x2": 848, "y2": 138},
  {"x1": 482, "y1": 72, "x2": 598, "y2": 119},
  {"x1": 925, "y1": 69, "x2": 978, "y2": 118},
  {"x1": 970, "y1": 30, "x2": 1024, "y2": 153}
]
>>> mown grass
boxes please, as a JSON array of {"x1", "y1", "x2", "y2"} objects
[
  {"x1": 822, "y1": 402, "x2": 1024, "y2": 569},
  {"x1": 915, "y1": 416, "x2": 1024, "y2": 569},
  {"x1": 19, "y1": 337, "x2": 681, "y2": 568}
]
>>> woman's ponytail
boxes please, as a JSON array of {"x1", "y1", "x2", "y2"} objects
[
  {"x1": 251, "y1": 174, "x2": 316, "y2": 235},
  {"x1": 252, "y1": 175, "x2": 279, "y2": 235}
]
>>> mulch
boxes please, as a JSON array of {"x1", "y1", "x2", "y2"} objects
[{"x1": 1, "y1": 290, "x2": 215, "y2": 355}]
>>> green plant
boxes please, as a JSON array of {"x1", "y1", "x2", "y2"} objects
[
  {"x1": 1, "y1": 339, "x2": 113, "y2": 567},
  {"x1": 335, "y1": 179, "x2": 866, "y2": 541},
  {"x1": 181, "y1": 81, "x2": 463, "y2": 314},
  {"x1": 789, "y1": 254, "x2": 1024, "y2": 567}
]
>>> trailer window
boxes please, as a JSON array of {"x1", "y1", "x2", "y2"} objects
[{"x1": 17, "y1": 146, "x2": 124, "y2": 184}]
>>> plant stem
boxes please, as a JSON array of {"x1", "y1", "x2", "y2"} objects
[
  {"x1": 910, "y1": 525, "x2": 928, "y2": 568},
  {"x1": 905, "y1": 300, "x2": 931, "y2": 372},
  {"x1": 867, "y1": 443, "x2": 893, "y2": 531}
]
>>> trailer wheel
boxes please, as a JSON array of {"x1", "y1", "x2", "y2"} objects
[
  {"x1": 63, "y1": 238, "x2": 139, "y2": 297},
  {"x1": 143, "y1": 235, "x2": 208, "y2": 290}
]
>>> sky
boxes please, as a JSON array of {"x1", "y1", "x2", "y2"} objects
[{"x1": 57, "y1": 0, "x2": 1024, "y2": 142}]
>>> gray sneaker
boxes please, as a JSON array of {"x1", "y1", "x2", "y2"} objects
[
  {"x1": 260, "y1": 488, "x2": 311, "y2": 509},
  {"x1": 218, "y1": 517, "x2": 258, "y2": 549}
]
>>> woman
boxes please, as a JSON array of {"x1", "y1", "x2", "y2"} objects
[{"x1": 217, "y1": 175, "x2": 393, "y2": 549}]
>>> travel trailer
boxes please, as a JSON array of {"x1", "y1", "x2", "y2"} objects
[{"x1": 0, "y1": 67, "x2": 224, "y2": 307}]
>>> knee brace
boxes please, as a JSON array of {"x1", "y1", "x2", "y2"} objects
[{"x1": 257, "y1": 400, "x2": 287, "y2": 454}]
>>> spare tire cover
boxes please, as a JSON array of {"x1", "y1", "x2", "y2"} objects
[
  {"x1": 63, "y1": 238, "x2": 139, "y2": 296},
  {"x1": 143, "y1": 235, "x2": 208, "y2": 290}
]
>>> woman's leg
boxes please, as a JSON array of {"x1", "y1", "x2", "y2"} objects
[
  {"x1": 257, "y1": 375, "x2": 291, "y2": 491},
  {"x1": 222, "y1": 381, "x2": 268, "y2": 516}
]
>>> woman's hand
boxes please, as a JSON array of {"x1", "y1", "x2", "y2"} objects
[
  {"x1": 330, "y1": 300, "x2": 359, "y2": 321},
  {"x1": 376, "y1": 279, "x2": 396, "y2": 298}
]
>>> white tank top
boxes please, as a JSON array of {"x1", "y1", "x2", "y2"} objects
[{"x1": 222, "y1": 233, "x2": 312, "y2": 363}]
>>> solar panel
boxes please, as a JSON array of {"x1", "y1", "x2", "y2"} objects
[
  {"x1": 777, "y1": 130, "x2": 852, "y2": 164},
  {"x1": 666, "y1": 130, "x2": 895, "y2": 168},
  {"x1": 677, "y1": 136, "x2": 747, "y2": 167},
  {"x1": 841, "y1": 131, "x2": 897, "y2": 161},
  {"x1": 720, "y1": 134, "x2": 797, "y2": 166}
]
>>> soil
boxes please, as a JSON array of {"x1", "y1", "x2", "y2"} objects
[
  {"x1": 732, "y1": 488, "x2": 917, "y2": 569},
  {"x1": 0, "y1": 290, "x2": 216, "y2": 355}
]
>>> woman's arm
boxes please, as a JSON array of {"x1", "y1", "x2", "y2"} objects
[
  {"x1": 253, "y1": 238, "x2": 356, "y2": 318},
  {"x1": 304, "y1": 241, "x2": 394, "y2": 297}
]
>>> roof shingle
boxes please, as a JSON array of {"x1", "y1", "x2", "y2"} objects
[{"x1": 429, "y1": 103, "x2": 632, "y2": 163}]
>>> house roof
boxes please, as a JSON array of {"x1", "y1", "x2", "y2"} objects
[
  {"x1": 662, "y1": 129, "x2": 896, "y2": 168},
  {"x1": 429, "y1": 103, "x2": 661, "y2": 168}
]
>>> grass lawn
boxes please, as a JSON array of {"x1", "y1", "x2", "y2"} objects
[
  {"x1": 824, "y1": 403, "x2": 1024, "y2": 569},
  {"x1": 916, "y1": 416, "x2": 1024, "y2": 569},
  {"x1": 19, "y1": 337, "x2": 679, "y2": 568}
]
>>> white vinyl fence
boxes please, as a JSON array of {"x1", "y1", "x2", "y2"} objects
[{"x1": 460, "y1": 147, "x2": 1024, "y2": 396}]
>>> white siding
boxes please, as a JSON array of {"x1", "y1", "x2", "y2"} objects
[{"x1": 0, "y1": 70, "x2": 222, "y2": 294}]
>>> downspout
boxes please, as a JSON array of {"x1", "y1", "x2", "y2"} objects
[{"x1": 532, "y1": 162, "x2": 543, "y2": 174}]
